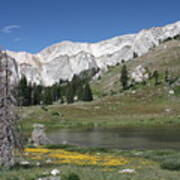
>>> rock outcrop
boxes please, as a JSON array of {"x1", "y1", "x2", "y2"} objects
[{"x1": 6, "y1": 21, "x2": 180, "y2": 86}]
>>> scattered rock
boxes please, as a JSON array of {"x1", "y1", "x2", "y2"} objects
[
  {"x1": 94, "y1": 106, "x2": 100, "y2": 109},
  {"x1": 171, "y1": 78, "x2": 180, "y2": 87},
  {"x1": 36, "y1": 162, "x2": 41, "y2": 167},
  {"x1": 165, "y1": 108, "x2": 171, "y2": 113},
  {"x1": 20, "y1": 161, "x2": 30, "y2": 166},
  {"x1": 20, "y1": 160, "x2": 30, "y2": 167},
  {"x1": 131, "y1": 65, "x2": 149, "y2": 83},
  {"x1": 92, "y1": 71, "x2": 103, "y2": 80},
  {"x1": 169, "y1": 90, "x2": 175, "y2": 95},
  {"x1": 131, "y1": 90, "x2": 136, "y2": 94},
  {"x1": 51, "y1": 169, "x2": 61, "y2": 176},
  {"x1": 46, "y1": 159, "x2": 53, "y2": 164},
  {"x1": 62, "y1": 140, "x2": 68, "y2": 145},
  {"x1": 118, "y1": 168, "x2": 136, "y2": 174}
]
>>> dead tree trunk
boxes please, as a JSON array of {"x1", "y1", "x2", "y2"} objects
[{"x1": 0, "y1": 51, "x2": 22, "y2": 168}]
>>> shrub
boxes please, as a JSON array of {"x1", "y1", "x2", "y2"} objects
[
  {"x1": 142, "y1": 150, "x2": 176, "y2": 161},
  {"x1": 160, "y1": 158, "x2": 180, "y2": 170},
  {"x1": 110, "y1": 90, "x2": 117, "y2": 96},
  {"x1": 174, "y1": 86, "x2": 180, "y2": 96},
  {"x1": 102, "y1": 92, "x2": 108, "y2": 97},
  {"x1": 51, "y1": 111, "x2": 60, "y2": 116},
  {"x1": 41, "y1": 105, "x2": 48, "y2": 111},
  {"x1": 6, "y1": 177, "x2": 20, "y2": 180},
  {"x1": 44, "y1": 144, "x2": 75, "y2": 149},
  {"x1": 67, "y1": 173, "x2": 80, "y2": 180}
]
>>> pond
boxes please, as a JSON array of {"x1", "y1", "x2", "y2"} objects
[{"x1": 47, "y1": 127, "x2": 180, "y2": 150}]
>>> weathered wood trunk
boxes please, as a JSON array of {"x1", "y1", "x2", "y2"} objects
[
  {"x1": 0, "y1": 51, "x2": 22, "y2": 168},
  {"x1": 32, "y1": 124, "x2": 50, "y2": 146}
]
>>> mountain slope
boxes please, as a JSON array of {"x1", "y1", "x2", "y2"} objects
[
  {"x1": 91, "y1": 39, "x2": 180, "y2": 96},
  {"x1": 6, "y1": 21, "x2": 180, "y2": 86}
]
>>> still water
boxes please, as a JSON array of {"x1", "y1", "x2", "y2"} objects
[{"x1": 48, "y1": 127, "x2": 180, "y2": 150}]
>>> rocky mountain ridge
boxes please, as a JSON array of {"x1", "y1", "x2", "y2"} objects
[{"x1": 6, "y1": 21, "x2": 180, "y2": 86}]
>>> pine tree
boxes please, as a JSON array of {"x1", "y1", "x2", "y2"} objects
[
  {"x1": 43, "y1": 87, "x2": 53, "y2": 105},
  {"x1": 26, "y1": 82, "x2": 32, "y2": 105},
  {"x1": 120, "y1": 64, "x2": 129, "y2": 90},
  {"x1": 32, "y1": 84, "x2": 43, "y2": 105},
  {"x1": 133, "y1": 52, "x2": 138, "y2": 58},
  {"x1": 17, "y1": 75, "x2": 32, "y2": 106},
  {"x1": 82, "y1": 83, "x2": 93, "y2": 101},
  {"x1": 77, "y1": 84, "x2": 84, "y2": 101},
  {"x1": 17, "y1": 75, "x2": 27, "y2": 106},
  {"x1": 165, "y1": 69, "x2": 169, "y2": 82},
  {"x1": 71, "y1": 74, "x2": 81, "y2": 96},
  {"x1": 51, "y1": 83, "x2": 61, "y2": 102},
  {"x1": 153, "y1": 70, "x2": 159, "y2": 85},
  {"x1": 66, "y1": 83, "x2": 75, "y2": 104}
]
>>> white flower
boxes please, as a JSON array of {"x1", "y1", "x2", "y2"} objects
[
  {"x1": 51, "y1": 169, "x2": 60, "y2": 176},
  {"x1": 169, "y1": 90, "x2": 174, "y2": 95},
  {"x1": 46, "y1": 159, "x2": 53, "y2": 164},
  {"x1": 134, "y1": 152, "x2": 143, "y2": 156}
]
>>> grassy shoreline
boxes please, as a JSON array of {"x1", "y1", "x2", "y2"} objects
[
  {"x1": 20, "y1": 90, "x2": 180, "y2": 133},
  {"x1": 1, "y1": 145, "x2": 180, "y2": 180},
  {"x1": 4, "y1": 92, "x2": 180, "y2": 179}
]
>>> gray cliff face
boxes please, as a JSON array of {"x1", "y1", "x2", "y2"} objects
[
  {"x1": 20, "y1": 63, "x2": 42, "y2": 84},
  {"x1": 0, "y1": 52, "x2": 19, "y2": 85},
  {"x1": 40, "y1": 51, "x2": 98, "y2": 86},
  {"x1": 6, "y1": 21, "x2": 180, "y2": 86}
]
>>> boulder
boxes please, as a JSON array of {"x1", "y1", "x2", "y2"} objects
[
  {"x1": 169, "y1": 90, "x2": 175, "y2": 95},
  {"x1": 51, "y1": 169, "x2": 61, "y2": 176},
  {"x1": 118, "y1": 168, "x2": 136, "y2": 174},
  {"x1": 131, "y1": 65, "x2": 149, "y2": 83}
]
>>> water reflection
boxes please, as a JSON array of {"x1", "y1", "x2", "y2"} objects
[{"x1": 48, "y1": 127, "x2": 180, "y2": 149}]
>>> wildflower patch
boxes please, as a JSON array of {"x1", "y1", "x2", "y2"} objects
[{"x1": 24, "y1": 148, "x2": 129, "y2": 167}]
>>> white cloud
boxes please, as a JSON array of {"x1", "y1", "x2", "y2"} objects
[
  {"x1": 13, "y1": 37, "x2": 22, "y2": 42},
  {"x1": 1, "y1": 25, "x2": 21, "y2": 34}
]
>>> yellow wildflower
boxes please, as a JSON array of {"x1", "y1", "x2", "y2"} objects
[{"x1": 25, "y1": 148, "x2": 129, "y2": 167}]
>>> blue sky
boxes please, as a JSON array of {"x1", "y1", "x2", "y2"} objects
[{"x1": 0, "y1": 0, "x2": 179, "y2": 53}]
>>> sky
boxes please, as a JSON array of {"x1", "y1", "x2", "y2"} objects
[{"x1": 0, "y1": 0, "x2": 180, "y2": 53}]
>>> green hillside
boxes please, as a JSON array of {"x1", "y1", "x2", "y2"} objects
[
  {"x1": 20, "y1": 40, "x2": 180, "y2": 132},
  {"x1": 3, "y1": 39, "x2": 180, "y2": 180},
  {"x1": 91, "y1": 40, "x2": 180, "y2": 97}
]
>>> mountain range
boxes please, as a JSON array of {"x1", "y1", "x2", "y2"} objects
[{"x1": 6, "y1": 21, "x2": 180, "y2": 86}]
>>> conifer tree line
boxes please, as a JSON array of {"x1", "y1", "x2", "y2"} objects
[
  {"x1": 17, "y1": 74, "x2": 93, "y2": 106},
  {"x1": 120, "y1": 63, "x2": 176, "y2": 91}
]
